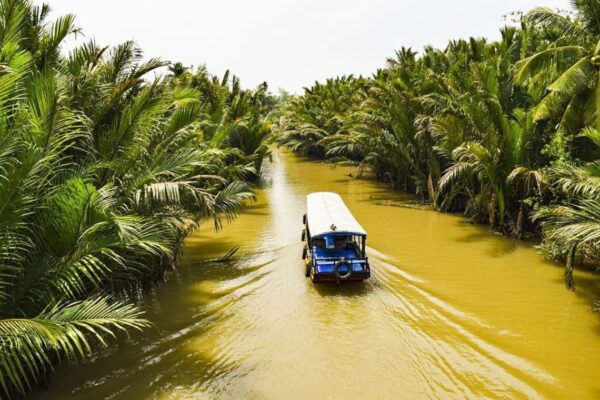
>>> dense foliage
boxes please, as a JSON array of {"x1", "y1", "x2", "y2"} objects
[
  {"x1": 0, "y1": 0, "x2": 271, "y2": 397},
  {"x1": 275, "y1": 2, "x2": 600, "y2": 292}
]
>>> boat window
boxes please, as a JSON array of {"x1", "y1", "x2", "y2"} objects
[
  {"x1": 312, "y1": 235, "x2": 360, "y2": 251},
  {"x1": 313, "y1": 238, "x2": 326, "y2": 248}
]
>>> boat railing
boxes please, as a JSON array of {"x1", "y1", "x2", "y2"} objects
[{"x1": 311, "y1": 255, "x2": 369, "y2": 265}]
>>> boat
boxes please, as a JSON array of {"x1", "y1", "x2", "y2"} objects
[{"x1": 302, "y1": 192, "x2": 370, "y2": 283}]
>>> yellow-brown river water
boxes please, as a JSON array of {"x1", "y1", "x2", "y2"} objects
[{"x1": 36, "y1": 151, "x2": 600, "y2": 399}]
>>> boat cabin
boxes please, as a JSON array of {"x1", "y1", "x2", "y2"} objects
[{"x1": 302, "y1": 192, "x2": 370, "y2": 282}]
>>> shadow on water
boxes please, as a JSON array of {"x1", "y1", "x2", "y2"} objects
[
  {"x1": 185, "y1": 258, "x2": 250, "y2": 282},
  {"x1": 360, "y1": 186, "x2": 415, "y2": 204},
  {"x1": 240, "y1": 202, "x2": 269, "y2": 216},
  {"x1": 77, "y1": 323, "x2": 247, "y2": 399},
  {"x1": 529, "y1": 249, "x2": 600, "y2": 313},
  {"x1": 569, "y1": 271, "x2": 600, "y2": 310},
  {"x1": 35, "y1": 253, "x2": 268, "y2": 399},
  {"x1": 328, "y1": 178, "x2": 356, "y2": 184},
  {"x1": 180, "y1": 238, "x2": 239, "y2": 265},
  {"x1": 312, "y1": 280, "x2": 374, "y2": 298},
  {"x1": 368, "y1": 194, "x2": 416, "y2": 204},
  {"x1": 463, "y1": 234, "x2": 519, "y2": 257},
  {"x1": 451, "y1": 223, "x2": 523, "y2": 258}
]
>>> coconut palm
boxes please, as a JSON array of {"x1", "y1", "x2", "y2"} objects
[
  {"x1": 0, "y1": 1, "x2": 267, "y2": 396},
  {"x1": 534, "y1": 160, "x2": 600, "y2": 289},
  {"x1": 515, "y1": 2, "x2": 600, "y2": 143},
  {"x1": 274, "y1": 11, "x2": 550, "y2": 234},
  {"x1": 174, "y1": 69, "x2": 274, "y2": 179},
  {"x1": 276, "y1": 76, "x2": 365, "y2": 157}
]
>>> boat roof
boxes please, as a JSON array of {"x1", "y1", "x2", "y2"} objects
[{"x1": 306, "y1": 192, "x2": 366, "y2": 238}]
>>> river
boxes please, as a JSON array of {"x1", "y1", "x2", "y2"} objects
[{"x1": 35, "y1": 150, "x2": 600, "y2": 399}]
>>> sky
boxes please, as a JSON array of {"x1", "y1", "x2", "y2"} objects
[{"x1": 37, "y1": 0, "x2": 572, "y2": 93}]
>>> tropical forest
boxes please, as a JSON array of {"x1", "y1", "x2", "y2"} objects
[{"x1": 1, "y1": 0, "x2": 600, "y2": 399}]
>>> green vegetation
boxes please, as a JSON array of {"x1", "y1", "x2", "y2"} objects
[
  {"x1": 3, "y1": 0, "x2": 600, "y2": 395},
  {"x1": 275, "y1": 1, "x2": 600, "y2": 293},
  {"x1": 0, "y1": 0, "x2": 272, "y2": 397}
]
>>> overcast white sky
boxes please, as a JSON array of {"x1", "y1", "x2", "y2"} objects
[{"x1": 37, "y1": 0, "x2": 571, "y2": 93}]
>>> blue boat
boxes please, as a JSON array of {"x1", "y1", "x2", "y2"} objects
[{"x1": 302, "y1": 192, "x2": 370, "y2": 283}]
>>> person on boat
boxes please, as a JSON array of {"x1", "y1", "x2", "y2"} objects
[{"x1": 334, "y1": 235, "x2": 353, "y2": 249}]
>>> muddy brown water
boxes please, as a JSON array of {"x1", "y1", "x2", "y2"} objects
[{"x1": 35, "y1": 150, "x2": 600, "y2": 399}]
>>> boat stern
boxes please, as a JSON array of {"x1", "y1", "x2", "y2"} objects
[{"x1": 307, "y1": 257, "x2": 370, "y2": 283}]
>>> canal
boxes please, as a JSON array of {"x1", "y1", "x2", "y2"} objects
[{"x1": 36, "y1": 150, "x2": 600, "y2": 399}]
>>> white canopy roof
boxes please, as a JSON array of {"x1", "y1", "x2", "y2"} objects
[{"x1": 306, "y1": 192, "x2": 366, "y2": 237}]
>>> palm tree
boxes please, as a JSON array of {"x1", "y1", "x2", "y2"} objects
[
  {"x1": 276, "y1": 76, "x2": 365, "y2": 157},
  {"x1": 515, "y1": 2, "x2": 600, "y2": 146},
  {"x1": 0, "y1": 30, "x2": 154, "y2": 395},
  {"x1": 168, "y1": 61, "x2": 188, "y2": 77},
  {"x1": 534, "y1": 160, "x2": 600, "y2": 289},
  {"x1": 182, "y1": 69, "x2": 273, "y2": 179},
  {"x1": 275, "y1": 18, "x2": 549, "y2": 235},
  {"x1": 0, "y1": 1, "x2": 265, "y2": 396}
]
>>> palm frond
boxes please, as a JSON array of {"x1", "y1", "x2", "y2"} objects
[{"x1": 0, "y1": 296, "x2": 148, "y2": 396}]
